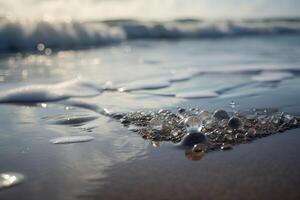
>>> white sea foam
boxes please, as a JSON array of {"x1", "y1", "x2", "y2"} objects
[
  {"x1": 0, "y1": 79, "x2": 102, "y2": 103},
  {"x1": 50, "y1": 136, "x2": 95, "y2": 144},
  {"x1": 251, "y1": 71, "x2": 294, "y2": 82},
  {"x1": 168, "y1": 69, "x2": 201, "y2": 82},
  {"x1": 118, "y1": 79, "x2": 171, "y2": 92}
]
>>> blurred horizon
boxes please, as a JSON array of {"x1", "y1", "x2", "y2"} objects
[{"x1": 1, "y1": 0, "x2": 300, "y2": 22}]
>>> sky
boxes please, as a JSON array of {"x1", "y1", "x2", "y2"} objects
[{"x1": 1, "y1": 0, "x2": 300, "y2": 21}]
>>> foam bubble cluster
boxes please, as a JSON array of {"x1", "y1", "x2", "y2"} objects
[{"x1": 116, "y1": 106, "x2": 300, "y2": 157}]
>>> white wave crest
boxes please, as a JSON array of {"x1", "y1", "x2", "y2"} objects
[
  {"x1": 121, "y1": 20, "x2": 300, "y2": 39},
  {"x1": 0, "y1": 20, "x2": 125, "y2": 52},
  {"x1": 0, "y1": 19, "x2": 300, "y2": 52}
]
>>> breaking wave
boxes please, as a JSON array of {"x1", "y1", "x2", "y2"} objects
[
  {"x1": 0, "y1": 20, "x2": 125, "y2": 52},
  {"x1": 1, "y1": 18, "x2": 300, "y2": 52}
]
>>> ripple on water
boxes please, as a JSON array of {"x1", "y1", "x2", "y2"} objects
[
  {"x1": 118, "y1": 80, "x2": 171, "y2": 92},
  {"x1": 0, "y1": 79, "x2": 102, "y2": 104},
  {"x1": 176, "y1": 90, "x2": 219, "y2": 99},
  {"x1": 0, "y1": 172, "x2": 25, "y2": 189},
  {"x1": 51, "y1": 115, "x2": 99, "y2": 126},
  {"x1": 50, "y1": 136, "x2": 95, "y2": 144},
  {"x1": 251, "y1": 71, "x2": 294, "y2": 82}
]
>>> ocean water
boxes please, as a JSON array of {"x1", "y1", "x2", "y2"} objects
[{"x1": 0, "y1": 18, "x2": 300, "y2": 200}]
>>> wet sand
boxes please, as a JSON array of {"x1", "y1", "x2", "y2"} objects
[{"x1": 92, "y1": 129, "x2": 300, "y2": 200}]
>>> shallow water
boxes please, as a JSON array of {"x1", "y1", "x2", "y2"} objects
[{"x1": 0, "y1": 35, "x2": 300, "y2": 199}]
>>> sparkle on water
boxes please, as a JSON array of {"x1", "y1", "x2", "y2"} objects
[
  {"x1": 50, "y1": 136, "x2": 95, "y2": 144},
  {"x1": 0, "y1": 172, "x2": 25, "y2": 189}
]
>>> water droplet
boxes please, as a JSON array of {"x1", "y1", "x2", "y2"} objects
[
  {"x1": 172, "y1": 131, "x2": 179, "y2": 136},
  {"x1": 149, "y1": 117, "x2": 165, "y2": 131},
  {"x1": 281, "y1": 113, "x2": 298, "y2": 125},
  {"x1": 36, "y1": 43, "x2": 45, "y2": 51},
  {"x1": 149, "y1": 117, "x2": 171, "y2": 134},
  {"x1": 228, "y1": 117, "x2": 243, "y2": 129},
  {"x1": 184, "y1": 116, "x2": 202, "y2": 128},
  {"x1": 180, "y1": 130, "x2": 207, "y2": 148},
  {"x1": 213, "y1": 109, "x2": 230, "y2": 120},
  {"x1": 198, "y1": 110, "x2": 211, "y2": 121},
  {"x1": 45, "y1": 48, "x2": 52, "y2": 56},
  {"x1": 270, "y1": 116, "x2": 279, "y2": 124},
  {"x1": 0, "y1": 172, "x2": 25, "y2": 189}
]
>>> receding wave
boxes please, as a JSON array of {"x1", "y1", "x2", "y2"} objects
[{"x1": 1, "y1": 18, "x2": 300, "y2": 52}]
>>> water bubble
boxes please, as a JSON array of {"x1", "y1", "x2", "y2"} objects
[
  {"x1": 228, "y1": 117, "x2": 243, "y2": 129},
  {"x1": 149, "y1": 117, "x2": 164, "y2": 131},
  {"x1": 281, "y1": 113, "x2": 298, "y2": 125},
  {"x1": 213, "y1": 109, "x2": 229, "y2": 120},
  {"x1": 45, "y1": 48, "x2": 52, "y2": 56},
  {"x1": 149, "y1": 117, "x2": 171, "y2": 134},
  {"x1": 0, "y1": 172, "x2": 25, "y2": 189},
  {"x1": 204, "y1": 119, "x2": 217, "y2": 130},
  {"x1": 258, "y1": 116, "x2": 268, "y2": 125},
  {"x1": 180, "y1": 129, "x2": 207, "y2": 148},
  {"x1": 184, "y1": 116, "x2": 202, "y2": 128},
  {"x1": 270, "y1": 116, "x2": 279, "y2": 124},
  {"x1": 121, "y1": 106, "x2": 300, "y2": 156},
  {"x1": 172, "y1": 131, "x2": 179, "y2": 136},
  {"x1": 36, "y1": 43, "x2": 45, "y2": 51},
  {"x1": 198, "y1": 110, "x2": 211, "y2": 121}
]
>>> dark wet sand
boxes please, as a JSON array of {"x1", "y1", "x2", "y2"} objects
[{"x1": 90, "y1": 129, "x2": 300, "y2": 200}]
